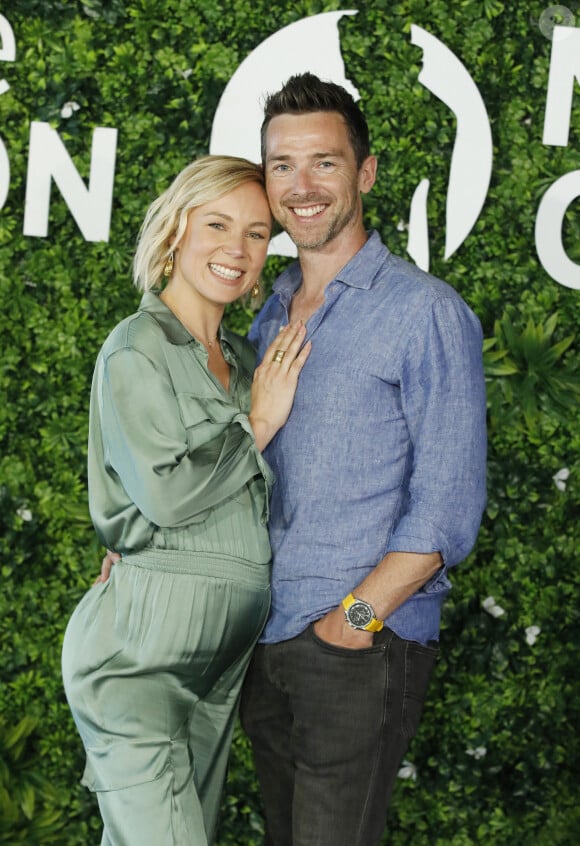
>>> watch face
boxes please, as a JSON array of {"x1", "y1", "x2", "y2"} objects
[{"x1": 348, "y1": 601, "x2": 373, "y2": 628}]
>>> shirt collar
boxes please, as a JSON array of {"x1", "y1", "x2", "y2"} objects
[
  {"x1": 138, "y1": 291, "x2": 228, "y2": 349},
  {"x1": 272, "y1": 230, "x2": 388, "y2": 303}
]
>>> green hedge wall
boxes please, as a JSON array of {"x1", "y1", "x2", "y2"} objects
[{"x1": 1, "y1": 1, "x2": 579, "y2": 844}]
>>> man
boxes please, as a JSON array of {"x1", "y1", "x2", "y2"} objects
[{"x1": 239, "y1": 73, "x2": 487, "y2": 846}]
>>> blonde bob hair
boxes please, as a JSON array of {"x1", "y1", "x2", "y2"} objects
[{"x1": 133, "y1": 155, "x2": 267, "y2": 291}]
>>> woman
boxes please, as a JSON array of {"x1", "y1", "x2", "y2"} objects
[{"x1": 61, "y1": 155, "x2": 310, "y2": 846}]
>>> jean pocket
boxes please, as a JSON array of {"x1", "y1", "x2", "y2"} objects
[{"x1": 307, "y1": 622, "x2": 384, "y2": 656}]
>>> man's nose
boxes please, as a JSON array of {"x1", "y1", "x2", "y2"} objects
[{"x1": 289, "y1": 167, "x2": 316, "y2": 195}]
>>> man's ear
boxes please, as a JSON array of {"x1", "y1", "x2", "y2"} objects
[{"x1": 358, "y1": 155, "x2": 377, "y2": 195}]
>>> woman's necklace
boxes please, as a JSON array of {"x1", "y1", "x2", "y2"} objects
[{"x1": 161, "y1": 292, "x2": 220, "y2": 351}]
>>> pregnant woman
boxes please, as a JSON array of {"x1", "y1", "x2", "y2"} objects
[{"x1": 62, "y1": 155, "x2": 310, "y2": 846}]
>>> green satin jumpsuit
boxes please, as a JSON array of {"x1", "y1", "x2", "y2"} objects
[{"x1": 62, "y1": 293, "x2": 272, "y2": 845}]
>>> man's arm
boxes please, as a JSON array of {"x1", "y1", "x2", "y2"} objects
[
  {"x1": 316, "y1": 294, "x2": 487, "y2": 648},
  {"x1": 314, "y1": 551, "x2": 442, "y2": 648},
  {"x1": 95, "y1": 549, "x2": 120, "y2": 584}
]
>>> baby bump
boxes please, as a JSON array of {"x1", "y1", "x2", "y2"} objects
[{"x1": 62, "y1": 552, "x2": 270, "y2": 708}]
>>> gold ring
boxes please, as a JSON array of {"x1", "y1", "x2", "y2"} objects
[{"x1": 272, "y1": 349, "x2": 286, "y2": 364}]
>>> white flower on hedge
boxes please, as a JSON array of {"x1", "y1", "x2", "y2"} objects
[
  {"x1": 61, "y1": 101, "x2": 81, "y2": 119},
  {"x1": 552, "y1": 467, "x2": 570, "y2": 492},
  {"x1": 16, "y1": 505, "x2": 32, "y2": 521},
  {"x1": 525, "y1": 625, "x2": 540, "y2": 646},
  {"x1": 397, "y1": 760, "x2": 417, "y2": 780},
  {"x1": 482, "y1": 596, "x2": 505, "y2": 618},
  {"x1": 396, "y1": 219, "x2": 408, "y2": 232},
  {"x1": 466, "y1": 745, "x2": 487, "y2": 760}
]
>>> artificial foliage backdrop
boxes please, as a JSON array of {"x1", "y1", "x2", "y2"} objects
[{"x1": 0, "y1": 1, "x2": 579, "y2": 844}]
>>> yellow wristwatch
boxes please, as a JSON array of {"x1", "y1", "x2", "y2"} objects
[{"x1": 342, "y1": 593, "x2": 384, "y2": 632}]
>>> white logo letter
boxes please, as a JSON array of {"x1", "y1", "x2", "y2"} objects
[
  {"x1": 0, "y1": 14, "x2": 16, "y2": 96},
  {"x1": 0, "y1": 136, "x2": 9, "y2": 210},
  {"x1": 24, "y1": 122, "x2": 117, "y2": 241},
  {"x1": 543, "y1": 26, "x2": 580, "y2": 146},
  {"x1": 535, "y1": 170, "x2": 580, "y2": 290}
]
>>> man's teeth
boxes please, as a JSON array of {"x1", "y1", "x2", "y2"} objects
[
  {"x1": 293, "y1": 205, "x2": 326, "y2": 218},
  {"x1": 210, "y1": 264, "x2": 242, "y2": 280}
]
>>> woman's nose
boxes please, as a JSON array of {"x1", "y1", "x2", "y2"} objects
[{"x1": 223, "y1": 234, "x2": 245, "y2": 257}]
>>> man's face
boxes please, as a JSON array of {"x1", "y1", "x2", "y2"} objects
[{"x1": 264, "y1": 111, "x2": 374, "y2": 251}]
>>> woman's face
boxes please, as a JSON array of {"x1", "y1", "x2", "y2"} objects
[{"x1": 172, "y1": 181, "x2": 271, "y2": 307}]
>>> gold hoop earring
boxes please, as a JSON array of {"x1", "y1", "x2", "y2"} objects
[
  {"x1": 163, "y1": 251, "x2": 174, "y2": 278},
  {"x1": 251, "y1": 280, "x2": 260, "y2": 297}
]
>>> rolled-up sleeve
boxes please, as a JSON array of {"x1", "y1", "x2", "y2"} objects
[
  {"x1": 97, "y1": 346, "x2": 271, "y2": 528},
  {"x1": 386, "y1": 296, "x2": 487, "y2": 567}
]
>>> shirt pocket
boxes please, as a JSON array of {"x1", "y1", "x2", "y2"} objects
[{"x1": 175, "y1": 392, "x2": 238, "y2": 454}]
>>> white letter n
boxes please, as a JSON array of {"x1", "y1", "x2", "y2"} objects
[
  {"x1": 543, "y1": 26, "x2": 580, "y2": 147},
  {"x1": 24, "y1": 121, "x2": 117, "y2": 241}
]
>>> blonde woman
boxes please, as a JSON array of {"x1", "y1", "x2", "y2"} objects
[{"x1": 62, "y1": 155, "x2": 310, "y2": 846}]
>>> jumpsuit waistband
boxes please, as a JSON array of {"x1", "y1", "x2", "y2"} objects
[{"x1": 121, "y1": 548, "x2": 271, "y2": 588}]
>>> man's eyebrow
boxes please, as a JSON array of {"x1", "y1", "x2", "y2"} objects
[{"x1": 267, "y1": 151, "x2": 344, "y2": 162}]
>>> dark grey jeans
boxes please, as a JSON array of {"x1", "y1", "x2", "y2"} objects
[{"x1": 240, "y1": 623, "x2": 438, "y2": 846}]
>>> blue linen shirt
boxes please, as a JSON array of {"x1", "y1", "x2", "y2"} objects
[{"x1": 250, "y1": 231, "x2": 487, "y2": 645}]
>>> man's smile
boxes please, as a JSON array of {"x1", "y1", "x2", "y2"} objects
[{"x1": 291, "y1": 204, "x2": 328, "y2": 218}]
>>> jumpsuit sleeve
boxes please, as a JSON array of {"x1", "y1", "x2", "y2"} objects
[{"x1": 96, "y1": 345, "x2": 272, "y2": 529}]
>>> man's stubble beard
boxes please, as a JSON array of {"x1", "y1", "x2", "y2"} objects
[{"x1": 279, "y1": 199, "x2": 358, "y2": 251}]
